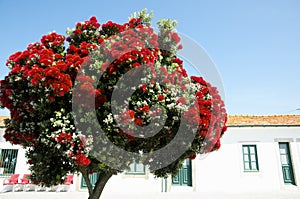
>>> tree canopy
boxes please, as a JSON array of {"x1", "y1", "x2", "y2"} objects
[{"x1": 0, "y1": 9, "x2": 227, "y2": 199}]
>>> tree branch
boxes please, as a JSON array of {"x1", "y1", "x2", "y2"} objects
[
  {"x1": 79, "y1": 166, "x2": 93, "y2": 197},
  {"x1": 91, "y1": 171, "x2": 113, "y2": 199}
]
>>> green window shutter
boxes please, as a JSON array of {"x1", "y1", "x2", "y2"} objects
[
  {"x1": 172, "y1": 174, "x2": 180, "y2": 185},
  {"x1": 279, "y1": 142, "x2": 296, "y2": 185},
  {"x1": 172, "y1": 159, "x2": 192, "y2": 186},
  {"x1": 81, "y1": 173, "x2": 100, "y2": 188}
]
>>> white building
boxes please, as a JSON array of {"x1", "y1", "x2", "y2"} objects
[{"x1": 1, "y1": 115, "x2": 300, "y2": 194}]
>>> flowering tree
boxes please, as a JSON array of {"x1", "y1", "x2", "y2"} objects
[{"x1": 0, "y1": 10, "x2": 227, "y2": 199}]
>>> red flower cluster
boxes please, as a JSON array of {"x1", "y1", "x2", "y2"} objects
[
  {"x1": 157, "y1": 94, "x2": 165, "y2": 101},
  {"x1": 41, "y1": 32, "x2": 65, "y2": 49},
  {"x1": 75, "y1": 153, "x2": 91, "y2": 166},
  {"x1": 73, "y1": 75, "x2": 107, "y2": 108},
  {"x1": 3, "y1": 127, "x2": 36, "y2": 146},
  {"x1": 184, "y1": 76, "x2": 227, "y2": 155},
  {"x1": 67, "y1": 16, "x2": 101, "y2": 47},
  {"x1": 68, "y1": 42, "x2": 98, "y2": 57},
  {"x1": 124, "y1": 18, "x2": 143, "y2": 28},
  {"x1": 5, "y1": 34, "x2": 73, "y2": 95},
  {"x1": 75, "y1": 16, "x2": 100, "y2": 31},
  {"x1": 102, "y1": 21, "x2": 124, "y2": 36},
  {"x1": 56, "y1": 132, "x2": 73, "y2": 144}
]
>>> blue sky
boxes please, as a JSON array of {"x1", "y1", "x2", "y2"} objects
[{"x1": 0, "y1": 0, "x2": 299, "y2": 116}]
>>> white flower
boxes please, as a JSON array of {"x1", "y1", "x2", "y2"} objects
[
  {"x1": 103, "y1": 113, "x2": 113, "y2": 124},
  {"x1": 167, "y1": 103, "x2": 175, "y2": 109},
  {"x1": 56, "y1": 144, "x2": 61, "y2": 149}
]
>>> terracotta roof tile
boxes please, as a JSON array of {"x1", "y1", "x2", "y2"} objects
[
  {"x1": 227, "y1": 115, "x2": 300, "y2": 126},
  {"x1": 1, "y1": 115, "x2": 300, "y2": 127}
]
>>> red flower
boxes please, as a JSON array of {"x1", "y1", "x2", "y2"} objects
[
  {"x1": 75, "y1": 153, "x2": 91, "y2": 166},
  {"x1": 127, "y1": 135, "x2": 135, "y2": 141},
  {"x1": 139, "y1": 105, "x2": 150, "y2": 113},
  {"x1": 47, "y1": 96, "x2": 55, "y2": 102},
  {"x1": 189, "y1": 154, "x2": 196, "y2": 160},
  {"x1": 177, "y1": 97, "x2": 187, "y2": 105},
  {"x1": 159, "y1": 67, "x2": 168, "y2": 76},
  {"x1": 214, "y1": 139, "x2": 221, "y2": 150},
  {"x1": 171, "y1": 32, "x2": 181, "y2": 44},
  {"x1": 134, "y1": 117, "x2": 143, "y2": 126},
  {"x1": 198, "y1": 130, "x2": 207, "y2": 138},
  {"x1": 162, "y1": 78, "x2": 170, "y2": 83},
  {"x1": 56, "y1": 132, "x2": 73, "y2": 143},
  {"x1": 191, "y1": 76, "x2": 207, "y2": 86},
  {"x1": 140, "y1": 84, "x2": 148, "y2": 92},
  {"x1": 74, "y1": 29, "x2": 82, "y2": 35},
  {"x1": 157, "y1": 95, "x2": 164, "y2": 101},
  {"x1": 128, "y1": 110, "x2": 135, "y2": 119},
  {"x1": 95, "y1": 89, "x2": 108, "y2": 108},
  {"x1": 56, "y1": 60, "x2": 68, "y2": 71}
]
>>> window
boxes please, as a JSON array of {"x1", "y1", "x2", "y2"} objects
[
  {"x1": 125, "y1": 159, "x2": 145, "y2": 174},
  {"x1": 242, "y1": 145, "x2": 259, "y2": 172},
  {"x1": 0, "y1": 149, "x2": 18, "y2": 176},
  {"x1": 279, "y1": 142, "x2": 296, "y2": 185}
]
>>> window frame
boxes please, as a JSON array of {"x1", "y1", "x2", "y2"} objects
[
  {"x1": 242, "y1": 145, "x2": 259, "y2": 172},
  {"x1": 125, "y1": 159, "x2": 145, "y2": 175},
  {"x1": 278, "y1": 142, "x2": 296, "y2": 185},
  {"x1": 0, "y1": 149, "x2": 19, "y2": 177}
]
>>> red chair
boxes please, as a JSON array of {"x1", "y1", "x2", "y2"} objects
[
  {"x1": 3, "y1": 174, "x2": 19, "y2": 185},
  {"x1": 2, "y1": 174, "x2": 20, "y2": 192},
  {"x1": 16, "y1": 174, "x2": 35, "y2": 191},
  {"x1": 64, "y1": 174, "x2": 74, "y2": 185}
]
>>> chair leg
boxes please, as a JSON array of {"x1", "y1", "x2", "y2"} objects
[
  {"x1": 36, "y1": 185, "x2": 45, "y2": 192},
  {"x1": 26, "y1": 184, "x2": 36, "y2": 191},
  {"x1": 55, "y1": 185, "x2": 63, "y2": 192},
  {"x1": 0, "y1": 185, "x2": 11, "y2": 193}
]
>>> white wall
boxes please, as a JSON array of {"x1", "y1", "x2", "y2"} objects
[
  {"x1": 1, "y1": 126, "x2": 300, "y2": 193},
  {"x1": 74, "y1": 171, "x2": 163, "y2": 193},
  {"x1": 104, "y1": 172, "x2": 162, "y2": 194},
  {"x1": 193, "y1": 126, "x2": 300, "y2": 193}
]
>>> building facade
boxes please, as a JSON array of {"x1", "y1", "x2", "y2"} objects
[{"x1": 1, "y1": 115, "x2": 300, "y2": 193}]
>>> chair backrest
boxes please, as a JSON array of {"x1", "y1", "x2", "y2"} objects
[
  {"x1": 65, "y1": 174, "x2": 74, "y2": 184},
  {"x1": 21, "y1": 174, "x2": 31, "y2": 183},
  {"x1": 9, "y1": 174, "x2": 20, "y2": 183},
  {"x1": 10, "y1": 174, "x2": 20, "y2": 179}
]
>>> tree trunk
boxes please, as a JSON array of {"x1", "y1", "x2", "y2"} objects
[
  {"x1": 79, "y1": 166, "x2": 113, "y2": 199},
  {"x1": 89, "y1": 172, "x2": 113, "y2": 199}
]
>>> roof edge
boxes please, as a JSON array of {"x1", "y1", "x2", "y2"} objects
[{"x1": 228, "y1": 124, "x2": 300, "y2": 127}]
